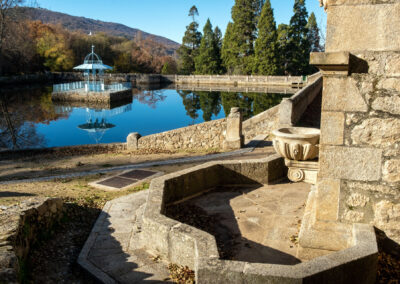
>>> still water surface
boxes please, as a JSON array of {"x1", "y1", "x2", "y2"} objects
[{"x1": 0, "y1": 85, "x2": 292, "y2": 149}]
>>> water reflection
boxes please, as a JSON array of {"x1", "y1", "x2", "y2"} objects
[
  {"x1": 176, "y1": 90, "x2": 285, "y2": 121},
  {"x1": 133, "y1": 89, "x2": 167, "y2": 109},
  {"x1": 0, "y1": 87, "x2": 70, "y2": 149},
  {"x1": 77, "y1": 104, "x2": 132, "y2": 144},
  {"x1": 0, "y1": 85, "x2": 292, "y2": 149}
]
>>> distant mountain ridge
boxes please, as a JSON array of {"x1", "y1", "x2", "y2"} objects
[{"x1": 17, "y1": 7, "x2": 180, "y2": 53}]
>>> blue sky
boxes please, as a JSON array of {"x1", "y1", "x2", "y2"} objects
[{"x1": 36, "y1": 0, "x2": 326, "y2": 43}]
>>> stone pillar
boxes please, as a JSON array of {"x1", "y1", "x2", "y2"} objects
[
  {"x1": 127, "y1": 132, "x2": 141, "y2": 150},
  {"x1": 299, "y1": 0, "x2": 400, "y2": 251},
  {"x1": 224, "y1": 107, "x2": 244, "y2": 150}
]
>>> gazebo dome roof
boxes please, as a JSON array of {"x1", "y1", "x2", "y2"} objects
[{"x1": 73, "y1": 45, "x2": 112, "y2": 71}]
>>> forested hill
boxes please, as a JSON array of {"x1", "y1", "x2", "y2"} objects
[{"x1": 17, "y1": 7, "x2": 180, "y2": 54}]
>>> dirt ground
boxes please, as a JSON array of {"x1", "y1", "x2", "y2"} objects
[{"x1": 0, "y1": 148, "x2": 220, "y2": 182}]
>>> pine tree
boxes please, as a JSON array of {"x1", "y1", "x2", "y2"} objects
[
  {"x1": 195, "y1": 19, "x2": 222, "y2": 74},
  {"x1": 213, "y1": 26, "x2": 224, "y2": 73},
  {"x1": 221, "y1": 22, "x2": 237, "y2": 74},
  {"x1": 277, "y1": 24, "x2": 290, "y2": 75},
  {"x1": 286, "y1": 0, "x2": 311, "y2": 75},
  {"x1": 253, "y1": 0, "x2": 279, "y2": 75},
  {"x1": 177, "y1": 5, "x2": 202, "y2": 74},
  {"x1": 307, "y1": 12, "x2": 322, "y2": 52},
  {"x1": 222, "y1": 0, "x2": 259, "y2": 74}
]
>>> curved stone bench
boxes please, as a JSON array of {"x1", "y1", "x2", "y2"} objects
[{"x1": 141, "y1": 154, "x2": 378, "y2": 284}]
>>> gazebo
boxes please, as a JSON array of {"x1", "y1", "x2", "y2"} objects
[
  {"x1": 52, "y1": 45, "x2": 132, "y2": 103},
  {"x1": 73, "y1": 45, "x2": 113, "y2": 92}
]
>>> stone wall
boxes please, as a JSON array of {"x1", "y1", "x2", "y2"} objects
[
  {"x1": 0, "y1": 198, "x2": 64, "y2": 282},
  {"x1": 172, "y1": 74, "x2": 305, "y2": 87},
  {"x1": 136, "y1": 118, "x2": 227, "y2": 150},
  {"x1": 52, "y1": 89, "x2": 132, "y2": 103},
  {"x1": 278, "y1": 75, "x2": 322, "y2": 127},
  {"x1": 0, "y1": 72, "x2": 307, "y2": 87},
  {"x1": 301, "y1": 0, "x2": 400, "y2": 250},
  {"x1": 316, "y1": 52, "x2": 400, "y2": 243},
  {"x1": 242, "y1": 105, "x2": 280, "y2": 141}
]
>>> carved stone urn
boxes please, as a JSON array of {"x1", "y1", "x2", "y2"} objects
[
  {"x1": 272, "y1": 127, "x2": 320, "y2": 184},
  {"x1": 272, "y1": 127, "x2": 320, "y2": 161}
]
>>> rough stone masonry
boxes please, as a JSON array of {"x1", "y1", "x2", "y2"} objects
[{"x1": 300, "y1": 0, "x2": 400, "y2": 250}]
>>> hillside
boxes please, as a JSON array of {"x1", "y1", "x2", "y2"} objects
[{"x1": 16, "y1": 7, "x2": 180, "y2": 55}]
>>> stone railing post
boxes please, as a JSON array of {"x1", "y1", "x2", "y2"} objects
[
  {"x1": 224, "y1": 107, "x2": 244, "y2": 150},
  {"x1": 127, "y1": 132, "x2": 141, "y2": 150}
]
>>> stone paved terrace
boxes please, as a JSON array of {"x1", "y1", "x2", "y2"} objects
[
  {"x1": 79, "y1": 179, "x2": 315, "y2": 283},
  {"x1": 166, "y1": 181, "x2": 311, "y2": 265}
]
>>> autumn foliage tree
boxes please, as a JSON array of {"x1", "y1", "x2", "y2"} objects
[{"x1": 29, "y1": 21, "x2": 74, "y2": 71}]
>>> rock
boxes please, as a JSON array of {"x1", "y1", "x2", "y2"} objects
[
  {"x1": 343, "y1": 210, "x2": 364, "y2": 222},
  {"x1": 372, "y1": 95, "x2": 400, "y2": 115},
  {"x1": 346, "y1": 193, "x2": 370, "y2": 208},
  {"x1": 383, "y1": 159, "x2": 400, "y2": 183},
  {"x1": 351, "y1": 118, "x2": 400, "y2": 147}
]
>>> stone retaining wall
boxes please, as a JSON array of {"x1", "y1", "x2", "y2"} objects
[
  {"x1": 171, "y1": 74, "x2": 304, "y2": 87},
  {"x1": 242, "y1": 105, "x2": 280, "y2": 141},
  {"x1": 0, "y1": 198, "x2": 63, "y2": 282},
  {"x1": 278, "y1": 74, "x2": 322, "y2": 126},
  {"x1": 52, "y1": 89, "x2": 132, "y2": 103},
  {"x1": 136, "y1": 118, "x2": 227, "y2": 150},
  {"x1": 0, "y1": 73, "x2": 306, "y2": 87}
]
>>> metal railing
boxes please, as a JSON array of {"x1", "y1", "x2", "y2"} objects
[{"x1": 53, "y1": 81, "x2": 132, "y2": 93}]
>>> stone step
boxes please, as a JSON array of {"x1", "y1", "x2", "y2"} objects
[{"x1": 78, "y1": 190, "x2": 171, "y2": 283}]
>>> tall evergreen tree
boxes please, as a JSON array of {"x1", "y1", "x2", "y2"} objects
[
  {"x1": 307, "y1": 12, "x2": 322, "y2": 52},
  {"x1": 177, "y1": 6, "x2": 202, "y2": 74},
  {"x1": 222, "y1": 0, "x2": 259, "y2": 74},
  {"x1": 195, "y1": 19, "x2": 222, "y2": 74},
  {"x1": 213, "y1": 26, "x2": 224, "y2": 73},
  {"x1": 254, "y1": 0, "x2": 266, "y2": 29},
  {"x1": 221, "y1": 22, "x2": 237, "y2": 74},
  {"x1": 277, "y1": 24, "x2": 290, "y2": 75},
  {"x1": 286, "y1": 0, "x2": 311, "y2": 75},
  {"x1": 253, "y1": 0, "x2": 279, "y2": 75}
]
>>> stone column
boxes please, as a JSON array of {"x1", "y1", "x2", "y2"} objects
[
  {"x1": 224, "y1": 107, "x2": 244, "y2": 150},
  {"x1": 127, "y1": 132, "x2": 141, "y2": 150},
  {"x1": 299, "y1": 0, "x2": 400, "y2": 251}
]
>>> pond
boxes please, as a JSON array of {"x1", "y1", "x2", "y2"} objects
[{"x1": 0, "y1": 85, "x2": 294, "y2": 150}]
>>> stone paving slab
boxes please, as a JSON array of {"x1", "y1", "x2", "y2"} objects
[
  {"x1": 90, "y1": 169, "x2": 163, "y2": 191},
  {"x1": 78, "y1": 190, "x2": 171, "y2": 283}
]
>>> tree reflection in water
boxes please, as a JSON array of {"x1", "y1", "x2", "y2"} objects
[
  {"x1": 133, "y1": 89, "x2": 167, "y2": 109},
  {"x1": 0, "y1": 86, "x2": 71, "y2": 149},
  {"x1": 176, "y1": 90, "x2": 288, "y2": 122}
]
